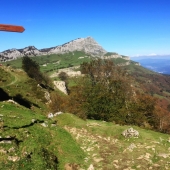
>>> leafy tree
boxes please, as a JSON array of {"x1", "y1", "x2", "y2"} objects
[
  {"x1": 22, "y1": 56, "x2": 43, "y2": 83},
  {"x1": 126, "y1": 94, "x2": 158, "y2": 128},
  {"x1": 58, "y1": 71, "x2": 69, "y2": 94},
  {"x1": 80, "y1": 59, "x2": 134, "y2": 122},
  {"x1": 58, "y1": 72, "x2": 68, "y2": 82},
  {"x1": 22, "y1": 56, "x2": 52, "y2": 88}
]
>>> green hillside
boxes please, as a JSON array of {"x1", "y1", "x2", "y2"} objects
[
  {"x1": 1, "y1": 53, "x2": 170, "y2": 169},
  {"x1": 1, "y1": 51, "x2": 91, "y2": 75}
]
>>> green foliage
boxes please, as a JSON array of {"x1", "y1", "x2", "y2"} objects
[
  {"x1": 22, "y1": 56, "x2": 43, "y2": 83},
  {"x1": 80, "y1": 59, "x2": 133, "y2": 122},
  {"x1": 22, "y1": 56, "x2": 53, "y2": 89},
  {"x1": 49, "y1": 91, "x2": 66, "y2": 113},
  {"x1": 58, "y1": 72, "x2": 68, "y2": 82}
]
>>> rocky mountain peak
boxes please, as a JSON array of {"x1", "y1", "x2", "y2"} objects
[{"x1": 0, "y1": 37, "x2": 107, "y2": 62}]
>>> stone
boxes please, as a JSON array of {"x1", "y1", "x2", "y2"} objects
[
  {"x1": 8, "y1": 156, "x2": 20, "y2": 162},
  {"x1": 54, "y1": 81, "x2": 68, "y2": 95},
  {"x1": 0, "y1": 148, "x2": 7, "y2": 154},
  {"x1": 7, "y1": 99, "x2": 18, "y2": 105},
  {"x1": 128, "y1": 143, "x2": 137, "y2": 151},
  {"x1": 54, "y1": 111, "x2": 63, "y2": 116},
  {"x1": 64, "y1": 163, "x2": 80, "y2": 170},
  {"x1": 122, "y1": 127, "x2": 139, "y2": 138},
  {"x1": 48, "y1": 113, "x2": 54, "y2": 118},
  {"x1": 41, "y1": 123, "x2": 48, "y2": 127},
  {"x1": 87, "y1": 164, "x2": 94, "y2": 170}
]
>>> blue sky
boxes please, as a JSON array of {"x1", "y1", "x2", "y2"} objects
[{"x1": 0, "y1": 0, "x2": 170, "y2": 57}]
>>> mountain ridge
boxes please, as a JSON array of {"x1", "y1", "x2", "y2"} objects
[{"x1": 0, "y1": 37, "x2": 107, "y2": 62}]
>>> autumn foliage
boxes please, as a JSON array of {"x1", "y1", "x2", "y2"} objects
[{"x1": 49, "y1": 59, "x2": 170, "y2": 132}]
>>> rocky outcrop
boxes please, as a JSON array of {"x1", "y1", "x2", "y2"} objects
[
  {"x1": 122, "y1": 127, "x2": 139, "y2": 138},
  {"x1": 50, "y1": 67, "x2": 82, "y2": 78},
  {"x1": 0, "y1": 46, "x2": 41, "y2": 62},
  {"x1": 0, "y1": 37, "x2": 107, "y2": 62},
  {"x1": 102, "y1": 54, "x2": 130, "y2": 60},
  {"x1": 53, "y1": 81, "x2": 68, "y2": 95}
]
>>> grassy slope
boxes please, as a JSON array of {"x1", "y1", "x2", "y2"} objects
[
  {"x1": 1, "y1": 53, "x2": 170, "y2": 169},
  {"x1": 3, "y1": 52, "x2": 170, "y2": 107},
  {"x1": 1, "y1": 51, "x2": 91, "y2": 75},
  {"x1": 1, "y1": 65, "x2": 170, "y2": 169},
  {"x1": 0, "y1": 66, "x2": 87, "y2": 169},
  {"x1": 56, "y1": 113, "x2": 170, "y2": 170}
]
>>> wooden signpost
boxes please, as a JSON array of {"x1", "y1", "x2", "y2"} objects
[{"x1": 0, "y1": 24, "x2": 25, "y2": 33}]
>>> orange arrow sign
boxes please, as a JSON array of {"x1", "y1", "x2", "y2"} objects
[{"x1": 0, "y1": 24, "x2": 25, "y2": 33}]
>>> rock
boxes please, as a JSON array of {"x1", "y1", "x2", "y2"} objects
[
  {"x1": 41, "y1": 123, "x2": 48, "y2": 127},
  {"x1": 157, "y1": 153, "x2": 170, "y2": 158},
  {"x1": 8, "y1": 156, "x2": 20, "y2": 162},
  {"x1": 54, "y1": 81, "x2": 68, "y2": 95},
  {"x1": 122, "y1": 127, "x2": 139, "y2": 138},
  {"x1": 64, "y1": 163, "x2": 80, "y2": 170},
  {"x1": 167, "y1": 137, "x2": 170, "y2": 142},
  {"x1": 51, "y1": 66, "x2": 82, "y2": 78},
  {"x1": 31, "y1": 119, "x2": 36, "y2": 123},
  {"x1": 87, "y1": 164, "x2": 94, "y2": 170},
  {"x1": 8, "y1": 147, "x2": 15, "y2": 153},
  {"x1": 7, "y1": 99, "x2": 18, "y2": 105},
  {"x1": 48, "y1": 113, "x2": 54, "y2": 118},
  {"x1": 54, "y1": 111, "x2": 63, "y2": 116},
  {"x1": 0, "y1": 148, "x2": 7, "y2": 154},
  {"x1": 128, "y1": 143, "x2": 137, "y2": 151},
  {"x1": 44, "y1": 91, "x2": 51, "y2": 103}
]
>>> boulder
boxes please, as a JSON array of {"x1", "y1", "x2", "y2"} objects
[
  {"x1": 48, "y1": 113, "x2": 54, "y2": 118},
  {"x1": 122, "y1": 127, "x2": 139, "y2": 138},
  {"x1": 54, "y1": 111, "x2": 63, "y2": 116}
]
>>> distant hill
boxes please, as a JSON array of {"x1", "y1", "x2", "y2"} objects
[{"x1": 131, "y1": 55, "x2": 170, "y2": 75}]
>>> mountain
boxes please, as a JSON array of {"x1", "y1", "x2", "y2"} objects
[
  {"x1": 0, "y1": 37, "x2": 107, "y2": 62},
  {"x1": 1, "y1": 40, "x2": 170, "y2": 169},
  {"x1": 131, "y1": 55, "x2": 170, "y2": 75}
]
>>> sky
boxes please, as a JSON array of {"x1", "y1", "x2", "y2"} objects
[{"x1": 0, "y1": 0, "x2": 170, "y2": 57}]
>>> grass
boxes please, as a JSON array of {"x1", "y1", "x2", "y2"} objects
[
  {"x1": 1, "y1": 53, "x2": 170, "y2": 169},
  {"x1": 0, "y1": 66, "x2": 88, "y2": 170},
  {"x1": 0, "y1": 106, "x2": 87, "y2": 170},
  {"x1": 55, "y1": 113, "x2": 170, "y2": 169},
  {"x1": 1, "y1": 51, "x2": 92, "y2": 75},
  {"x1": 0, "y1": 67, "x2": 14, "y2": 87}
]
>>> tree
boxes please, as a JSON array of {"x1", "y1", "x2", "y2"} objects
[
  {"x1": 58, "y1": 71, "x2": 69, "y2": 94},
  {"x1": 80, "y1": 59, "x2": 134, "y2": 122},
  {"x1": 22, "y1": 56, "x2": 43, "y2": 83},
  {"x1": 58, "y1": 72, "x2": 68, "y2": 82},
  {"x1": 126, "y1": 94, "x2": 158, "y2": 128}
]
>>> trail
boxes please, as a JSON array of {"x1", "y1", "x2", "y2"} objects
[
  {"x1": 1, "y1": 67, "x2": 20, "y2": 87},
  {"x1": 7, "y1": 74, "x2": 19, "y2": 86}
]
